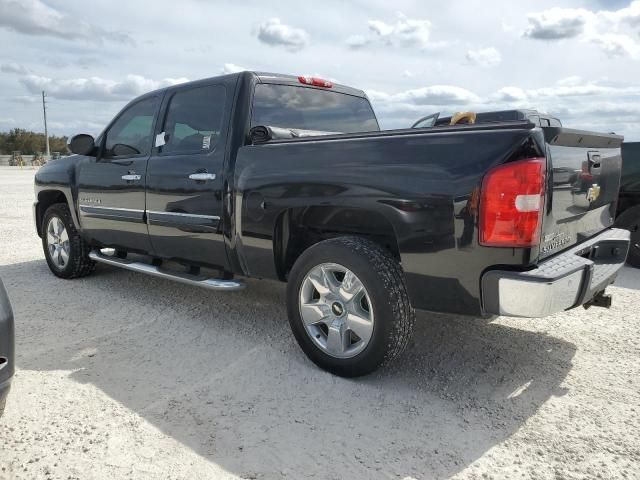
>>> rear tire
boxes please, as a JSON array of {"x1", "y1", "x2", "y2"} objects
[
  {"x1": 615, "y1": 206, "x2": 640, "y2": 268},
  {"x1": 42, "y1": 203, "x2": 95, "y2": 279},
  {"x1": 286, "y1": 236, "x2": 415, "y2": 377}
]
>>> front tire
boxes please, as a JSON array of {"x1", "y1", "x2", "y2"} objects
[
  {"x1": 42, "y1": 203, "x2": 95, "y2": 279},
  {"x1": 615, "y1": 206, "x2": 640, "y2": 268},
  {"x1": 286, "y1": 237, "x2": 415, "y2": 377}
]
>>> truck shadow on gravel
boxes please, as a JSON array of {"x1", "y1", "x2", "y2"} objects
[
  {"x1": 3, "y1": 260, "x2": 577, "y2": 479},
  {"x1": 614, "y1": 266, "x2": 640, "y2": 291}
]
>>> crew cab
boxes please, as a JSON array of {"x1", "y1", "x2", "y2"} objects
[{"x1": 34, "y1": 71, "x2": 630, "y2": 376}]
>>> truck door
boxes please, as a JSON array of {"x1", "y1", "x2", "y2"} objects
[
  {"x1": 145, "y1": 82, "x2": 229, "y2": 269},
  {"x1": 77, "y1": 94, "x2": 161, "y2": 253}
]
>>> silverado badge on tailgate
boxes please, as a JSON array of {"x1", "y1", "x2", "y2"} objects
[{"x1": 541, "y1": 231, "x2": 572, "y2": 254}]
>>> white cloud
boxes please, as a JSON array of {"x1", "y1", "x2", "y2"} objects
[
  {"x1": 345, "y1": 34, "x2": 370, "y2": 49},
  {"x1": 0, "y1": 62, "x2": 30, "y2": 74},
  {"x1": 368, "y1": 85, "x2": 480, "y2": 109},
  {"x1": 493, "y1": 87, "x2": 528, "y2": 102},
  {"x1": 556, "y1": 76, "x2": 582, "y2": 87},
  {"x1": 589, "y1": 33, "x2": 640, "y2": 59},
  {"x1": 348, "y1": 13, "x2": 442, "y2": 51},
  {"x1": 523, "y1": 2, "x2": 640, "y2": 59},
  {"x1": 0, "y1": 0, "x2": 639, "y2": 141},
  {"x1": 501, "y1": 19, "x2": 515, "y2": 33},
  {"x1": 395, "y1": 86, "x2": 480, "y2": 105},
  {"x1": 601, "y1": 1, "x2": 640, "y2": 28},
  {"x1": 531, "y1": 83, "x2": 615, "y2": 97},
  {"x1": 221, "y1": 63, "x2": 247, "y2": 74},
  {"x1": 523, "y1": 8, "x2": 593, "y2": 40},
  {"x1": 465, "y1": 47, "x2": 502, "y2": 67},
  {"x1": 19, "y1": 74, "x2": 188, "y2": 101},
  {"x1": 402, "y1": 70, "x2": 413, "y2": 78},
  {"x1": 9, "y1": 95, "x2": 39, "y2": 104},
  {"x1": 0, "y1": 118, "x2": 18, "y2": 128},
  {"x1": 256, "y1": 18, "x2": 309, "y2": 51},
  {"x1": 368, "y1": 78, "x2": 640, "y2": 136},
  {"x1": 368, "y1": 13, "x2": 433, "y2": 49},
  {"x1": 0, "y1": 0, "x2": 133, "y2": 44},
  {"x1": 492, "y1": 78, "x2": 639, "y2": 102}
]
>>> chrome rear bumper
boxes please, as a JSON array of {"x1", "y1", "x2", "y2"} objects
[{"x1": 481, "y1": 228, "x2": 630, "y2": 318}]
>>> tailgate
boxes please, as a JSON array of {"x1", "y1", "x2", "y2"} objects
[{"x1": 540, "y1": 128, "x2": 624, "y2": 258}]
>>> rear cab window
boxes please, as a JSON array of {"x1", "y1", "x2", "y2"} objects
[
  {"x1": 159, "y1": 84, "x2": 226, "y2": 155},
  {"x1": 251, "y1": 83, "x2": 379, "y2": 134}
]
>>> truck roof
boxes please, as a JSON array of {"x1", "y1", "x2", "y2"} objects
[
  {"x1": 138, "y1": 71, "x2": 368, "y2": 100},
  {"x1": 252, "y1": 72, "x2": 367, "y2": 98}
]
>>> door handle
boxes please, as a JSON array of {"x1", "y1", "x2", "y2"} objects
[
  {"x1": 121, "y1": 174, "x2": 141, "y2": 181},
  {"x1": 188, "y1": 173, "x2": 216, "y2": 181}
]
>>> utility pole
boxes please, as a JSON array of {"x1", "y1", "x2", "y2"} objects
[{"x1": 42, "y1": 90, "x2": 50, "y2": 159}]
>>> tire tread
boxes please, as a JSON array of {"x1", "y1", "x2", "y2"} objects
[
  {"x1": 337, "y1": 236, "x2": 415, "y2": 366},
  {"x1": 287, "y1": 235, "x2": 415, "y2": 376},
  {"x1": 42, "y1": 203, "x2": 95, "y2": 279}
]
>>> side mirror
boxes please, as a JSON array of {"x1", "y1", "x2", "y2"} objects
[
  {"x1": 67, "y1": 134, "x2": 96, "y2": 156},
  {"x1": 111, "y1": 143, "x2": 140, "y2": 157}
]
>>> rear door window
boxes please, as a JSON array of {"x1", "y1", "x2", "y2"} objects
[
  {"x1": 251, "y1": 84, "x2": 379, "y2": 133},
  {"x1": 160, "y1": 85, "x2": 226, "y2": 155}
]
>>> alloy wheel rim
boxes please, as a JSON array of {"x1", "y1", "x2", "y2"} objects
[
  {"x1": 299, "y1": 262, "x2": 374, "y2": 359},
  {"x1": 46, "y1": 216, "x2": 70, "y2": 270}
]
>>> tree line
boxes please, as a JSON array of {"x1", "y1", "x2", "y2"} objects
[{"x1": 0, "y1": 129, "x2": 68, "y2": 155}]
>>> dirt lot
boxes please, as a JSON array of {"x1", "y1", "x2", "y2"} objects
[{"x1": 0, "y1": 166, "x2": 639, "y2": 480}]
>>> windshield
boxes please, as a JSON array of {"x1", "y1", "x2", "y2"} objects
[{"x1": 251, "y1": 84, "x2": 379, "y2": 134}]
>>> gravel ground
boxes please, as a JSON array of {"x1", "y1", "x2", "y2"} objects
[{"x1": 0, "y1": 166, "x2": 639, "y2": 480}]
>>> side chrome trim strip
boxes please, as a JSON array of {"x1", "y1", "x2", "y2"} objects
[
  {"x1": 80, "y1": 205, "x2": 145, "y2": 213},
  {"x1": 79, "y1": 204, "x2": 145, "y2": 223},
  {"x1": 146, "y1": 210, "x2": 220, "y2": 220}
]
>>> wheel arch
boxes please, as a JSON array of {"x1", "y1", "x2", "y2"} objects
[
  {"x1": 273, "y1": 205, "x2": 402, "y2": 281},
  {"x1": 35, "y1": 189, "x2": 77, "y2": 237}
]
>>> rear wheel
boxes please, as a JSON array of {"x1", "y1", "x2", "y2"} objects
[
  {"x1": 42, "y1": 203, "x2": 95, "y2": 278},
  {"x1": 286, "y1": 236, "x2": 415, "y2": 377},
  {"x1": 616, "y1": 206, "x2": 640, "y2": 268}
]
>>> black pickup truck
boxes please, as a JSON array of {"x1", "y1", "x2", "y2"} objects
[{"x1": 34, "y1": 71, "x2": 630, "y2": 376}]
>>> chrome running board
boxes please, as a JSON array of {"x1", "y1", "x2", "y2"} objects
[{"x1": 89, "y1": 251, "x2": 245, "y2": 291}]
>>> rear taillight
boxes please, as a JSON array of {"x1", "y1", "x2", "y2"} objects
[
  {"x1": 479, "y1": 157, "x2": 546, "y2": 247},
  {"x1": 298, "y1": 76, "x2": 333, "y2": 88}
]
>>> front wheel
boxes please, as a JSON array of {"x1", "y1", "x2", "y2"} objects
[
  {"x1": 42, "y1": 203, "x2": 95, "y2": 279},
  {"x1": 286, "y1": 237, "x2": 415, "y2": 377}
]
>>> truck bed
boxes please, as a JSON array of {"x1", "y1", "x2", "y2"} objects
[{"x1": 234, "y1": 120, "x2": 623, "y2": 316}]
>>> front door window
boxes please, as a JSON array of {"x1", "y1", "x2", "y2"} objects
[{"x1": 104, "y1": 97, "x2": 159, "y2": 158}]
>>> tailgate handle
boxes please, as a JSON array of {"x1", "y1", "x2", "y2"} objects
[{"x1": 588, "y1": 152, "x2": 601, "y2": 170}]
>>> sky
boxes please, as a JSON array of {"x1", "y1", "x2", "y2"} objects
[{"x1": 1, "y1": 0, "x2": 640, "y2": 140}]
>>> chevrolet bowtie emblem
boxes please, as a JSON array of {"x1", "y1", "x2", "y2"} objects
[{"x1": 587, "y1": 184, "x2": 601, "y2": 203}]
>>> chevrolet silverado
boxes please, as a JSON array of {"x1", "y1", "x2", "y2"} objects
[{"x1": 34, "y1": 72, "x2": 630, "y2": 376}]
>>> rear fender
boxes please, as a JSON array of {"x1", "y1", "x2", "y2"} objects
[{"x1": 273, "y1": 205, "x2": 402, "y2": 280}]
